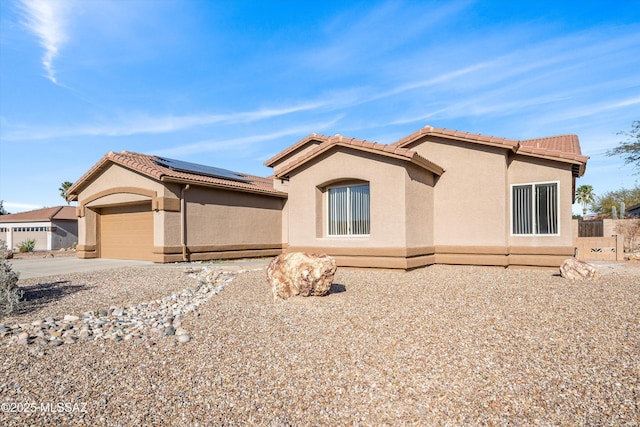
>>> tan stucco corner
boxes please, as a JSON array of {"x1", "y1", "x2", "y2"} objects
[
  {"x1": 156, "y1": 197, "x2": 180, "y2": 212},
  {"x1": 76, "y1": 244, "x2": 97, "y2": 259}
]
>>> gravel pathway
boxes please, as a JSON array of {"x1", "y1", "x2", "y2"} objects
[{"x1": 1, "y1": 263, "x2": 638, "y2": 426}]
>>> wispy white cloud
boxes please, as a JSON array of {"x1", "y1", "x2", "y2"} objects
[
  {"x1": 154, "y1": 116, "x2": 343, "y2": 157},
  {"x1": 373, "y1": 27, "x2": 640, "y2": 131},
  {"x1": 305, "y1": 0, "x2": 472, "y2": 71},
  {"x1": 547, "y1": 96, "x2": 640, "y2": 122},
  {"x1": 367, "y1": 62, "x2": 496, "y2": 103},
  {"x1": 1, "y1": 101, "x2": 327, "y2": 141},
  {"x1": 18, "y1": 0, "x2": 73, "y2": 84}
]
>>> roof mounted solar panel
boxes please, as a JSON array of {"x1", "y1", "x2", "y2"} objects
[{"x1": 154, "y1": 156, "x2": 250, "y2": 183}]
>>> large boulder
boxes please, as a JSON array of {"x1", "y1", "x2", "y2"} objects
[
  {"x1": 267, "y1": 252, "x2": 337, "y2": 300},
  {"x1": 560, "y1": 258, "x2": 599, "y2": 281}
]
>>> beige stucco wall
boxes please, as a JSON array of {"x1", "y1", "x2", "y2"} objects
[
  {"x1": 507, "y1": 155, "x2": 574, "y2": 247},
  {"x1": 404, "y1": 163, "x2": 435, "y2": 248},
  {"x1": 182, "y1": 186, "x2": 283, "y2": 248},
  {"x1": 406, "y1": 137, "x2": 509, "y2": 247},
  {"x1": 285, "y1": 147, "x2": 435, "y2": 252},
  {"x1": 79, "y1": 163, "x2": 169, "y2": 199}
]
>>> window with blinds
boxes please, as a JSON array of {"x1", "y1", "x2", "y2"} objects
[
  {"x1": 328, "y1": 184, "x2": 370, "y2": 236},
  {"x1": 512, "y1": 182, "x2": 558, "y2": 235}
]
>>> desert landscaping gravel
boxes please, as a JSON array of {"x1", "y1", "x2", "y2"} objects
[{"x1": 1, "y1": 262, "x2": 638, "y2": 426}]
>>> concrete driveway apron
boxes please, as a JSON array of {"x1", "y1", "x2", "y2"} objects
[{"x1": 11, "y1": 258, "x2": 153, "y2": 280}]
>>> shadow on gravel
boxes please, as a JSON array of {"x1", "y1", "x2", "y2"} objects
[
  {"x1": 17, "y1": 281, "x2": 93, "y2": 315},
  {"x1": 329, "y1": 283, "x2": 346, "y2": 294}
]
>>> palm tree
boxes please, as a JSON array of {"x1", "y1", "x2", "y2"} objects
[
  {"x1": 59, "y1": 181, "x2": 73, "y2": 205},
  {"x1": 575, "y1": 184, "x2": 595, "y2": 216}
]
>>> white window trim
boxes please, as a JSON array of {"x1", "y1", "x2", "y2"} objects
[
  {"x1": 510, "y1": 180, "x2": 560, "y2": 236},
  {"x1": 326, "y1": 183, "x2": 371, "y2": 237}
]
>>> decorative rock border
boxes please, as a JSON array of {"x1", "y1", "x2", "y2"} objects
[{"x1": 0, "y1": 266, "x2": 257, "y2": 349}]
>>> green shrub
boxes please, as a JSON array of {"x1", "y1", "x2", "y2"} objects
[
  {"x1": 18, "y1": 238, "x2": 36, "y2": 253},
  {"x1": 0, "y1": 241, "x2": 21, "y2": 315}
]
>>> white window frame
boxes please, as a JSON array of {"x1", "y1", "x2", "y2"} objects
[
  {"x1": 510, "y1": 180, "x2": 560, "y2": 236},
  {"x1": 326, "y1": 183, "x2": 370, "y2": 237}
]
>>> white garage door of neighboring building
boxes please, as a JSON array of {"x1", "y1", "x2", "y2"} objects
[{"x1": 99, "y1": 204, "x2": 154, "y2": 261}]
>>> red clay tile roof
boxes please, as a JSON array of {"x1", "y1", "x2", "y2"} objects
[
  {"x1": 0, "y1": 206, "x2": 77, "y2": 222},
  {"x1": 392, "y1": 125, "x2": 588, "y2": 175},
  {"x1": 518, "y1": 134, "x2": 588, "y2": 163},
  {"x1": 272, "y1": 134, "x2": 444, "y2": 178},
  {"x1": 393, "y1": 126, "x2": 519, "y2": 151},
  {"x1": 67, "y1": 151, "x2": 286, "y2": 200},
  {"x1": 264, "y1": 133, "x2": 329, "y2": 167}
]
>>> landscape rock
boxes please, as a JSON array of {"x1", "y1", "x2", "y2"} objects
[
  {"x1": 560, "y1": 258, "x2": 599, "y2": 281},
  {"x1": 267, "y1": 252, "x2": 337, "y2": 300},
  {"x1": 0, "y1": 266, "x2": 250, "y2": 349}
]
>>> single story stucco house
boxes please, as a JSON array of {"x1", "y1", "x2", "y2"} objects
[
  {"x1": 0, "y1": 206, "x2": 78, "y2": 251},
  {"x1": 67, "y1": 125, "x2": 588, "y2": 269}
]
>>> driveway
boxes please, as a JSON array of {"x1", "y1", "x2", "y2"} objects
[
  {"x1": 10, "y1": 256, "x2": 273, "y2": 280},
  {"x1": 10, "y1": 257, "x2": 154, "y2": 280}
]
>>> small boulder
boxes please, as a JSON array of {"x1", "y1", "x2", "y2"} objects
[
  {"x1": 560, "y1": 258, "x2": 599, "y2": 280},
  {"x1": 267, "y1": 252, "x2": 337, "y2": 300}
]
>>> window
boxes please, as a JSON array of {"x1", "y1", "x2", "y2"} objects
[
  {"x1": 328, "y1": 184, "x2": 370, "y2": 236},
  {"x1": 512, "y1": 182, "x2": 558, "y2": 235}
]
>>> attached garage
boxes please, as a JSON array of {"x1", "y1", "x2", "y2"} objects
[
  {"x1": 66, "y1": 150, "x2": 286, "y2": 263},
  {"x1": 99, "y1": 204, "x2": 154, "y2": 261}
]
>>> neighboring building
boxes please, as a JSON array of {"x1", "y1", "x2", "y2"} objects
[
  {"x1": 0, "y1": 206, "x2": 78, "y2": 251},
  {"x1": 68, "y1": 125, "x2": 589, "y2": 269},
  {"x1": 265, "y1": 126, "x2": 588, "y2": 269},
  {"x1": 627, "y1": 203, "x2": 640, "y2": 217},
  {"x1": 66, "y1": 151, "x2": 286, "y2": 262}
]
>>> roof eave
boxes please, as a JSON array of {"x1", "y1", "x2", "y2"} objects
[
  {"x1": 65, "y1": 157, "x2": 110, "y2": 198},
  {"x1": 395, "y1": 131, "x2": 518, "y2": 152},
  {"x1": 514, "y1": 148, "x2": 589, "y2": 175},
  {"x1": 263, "y1": 134, "x2": 329, "y2": 167},
  {"x1": 0, "y1": 218, "x2": 53, "y2": 224},
  {"x1": 274, "y1": 142, "x2": 445, "y2": 178},
  {"x1": 161, "y1": 177, "x2": 288, "y2": 198},
  {"x1": 66, "y1": 154, "x2": 166, "y2": 199},
  {"x1": 410, "y1": 155, "x2": 445, "y2": 176}
]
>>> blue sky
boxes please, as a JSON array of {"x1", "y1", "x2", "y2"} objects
[{"x1": 0, "y1": 0, "x2": 638, "y2": 214}]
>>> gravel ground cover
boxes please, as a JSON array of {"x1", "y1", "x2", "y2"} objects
[{"x1": 1, "y1": 263, "x2": 638, "y2": 426}]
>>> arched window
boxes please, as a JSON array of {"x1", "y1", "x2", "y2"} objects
[{"x1": 327, "y1": 183, "x2": 370, "y2": 236}]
